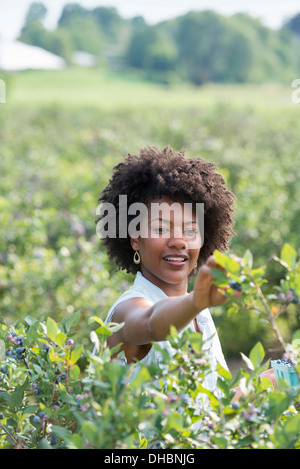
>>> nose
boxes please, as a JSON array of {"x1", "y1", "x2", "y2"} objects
[{"x1": 167, "y1": 236, "x2": 188, "y2": 250}]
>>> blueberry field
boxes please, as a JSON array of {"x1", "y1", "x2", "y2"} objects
[{"x1": 0, "y1": 68, "x2": 300, "y2": 448}]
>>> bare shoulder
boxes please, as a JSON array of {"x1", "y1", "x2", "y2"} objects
[
  {"x1": 108, "y1": 296, "x2": 154, "y2": 361},
  {"x1": 112, "y1": 296, "x2": 153, "y2": 323}
]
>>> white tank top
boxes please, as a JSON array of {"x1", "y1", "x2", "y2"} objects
[{"x1": 104, "y1": 271, "x2": 228, "y2": 393}]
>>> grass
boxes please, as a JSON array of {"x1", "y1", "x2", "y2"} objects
[{"x1": 2, "y1": 66, "x2": 297, "y2": 110}]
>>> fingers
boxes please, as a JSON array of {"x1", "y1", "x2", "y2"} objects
[{"x1": 205, "y1": 255, "x2": 227, "y2": 273}]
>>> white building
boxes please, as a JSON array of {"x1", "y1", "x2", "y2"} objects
[{"x1": 0, "y1": 40, "x2": 65, "y2": 71}]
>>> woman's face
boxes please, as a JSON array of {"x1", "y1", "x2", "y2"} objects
[{"x1": 130, "y1": 195, "x2": 201, "y2": 296}]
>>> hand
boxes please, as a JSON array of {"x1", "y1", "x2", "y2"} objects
[
  {"x1": 259, "y1": 368, "x2": 277, "y2": 389},
  {"x1": 192, "y1": 255, "x2": 228, "y2": 310}
]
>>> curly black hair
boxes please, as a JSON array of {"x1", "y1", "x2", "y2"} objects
[{"x1": 96, "y1": 146, "x2": 235, "y2": 275}]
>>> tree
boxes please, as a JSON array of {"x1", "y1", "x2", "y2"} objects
[
  {"x1": 24, "y1": 2, "x2": 47, "y2": 25},
  {"x1": 284, "y1": 12, "x2": 300, "y2": 37},
  {"x1": 125, "y1": 26, "x2": 157, "y2": 69}
]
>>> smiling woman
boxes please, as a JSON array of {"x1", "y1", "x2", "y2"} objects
[
  {"x1": 96, "y1": 145, "x2": 235, "y2": 275},
  {"x1": 93, "y1": 146, "x2": 236, "y2": 404}
]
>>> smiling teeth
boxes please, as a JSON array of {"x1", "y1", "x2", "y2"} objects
[{"x1": 165, "y1": 257, "x2": 185, "y2": 261}]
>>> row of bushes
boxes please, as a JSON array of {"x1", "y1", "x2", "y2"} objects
[{"x1": 0, "y1": 246, "x2": 299, "y2": 449}]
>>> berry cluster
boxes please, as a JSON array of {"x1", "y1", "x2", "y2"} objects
[
  {"x1": 32, "y1": 411, "x2": 48, "y2": 425},
  {"x1": 76, "y1": 393, "x2": 90, "y2": 412},
  {"x1": 275, "y1": 358, "x2": 294, "y2": 367},
  {"x1": 30, "y1": 382, "x2": 42, "y2": 395},
  {"x1": 5, "y1": 332, "x2": 26, "y2": 360},
  {"x1": 55, "y1": 369, "x2": 67, "y2": 384},
  {"x1": 0, "y1": 365, "x2": 8, "y2": 374},
  {"x1": 229, "y1": 281, "x2": 242, "y2": 292},
  {"x1": 277, "y1": 289, "x2": 299, "y2": 305}
]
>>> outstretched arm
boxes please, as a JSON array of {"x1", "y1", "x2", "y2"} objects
[{"x1": 111, "y1": 256, "x2": 227, "y2": 345}]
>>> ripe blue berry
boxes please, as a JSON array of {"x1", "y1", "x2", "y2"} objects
[
  {"x1": 229, "y1": 281, "x2": 242, "y2": 292},
  {"x1": 50, "y1": 434, "x2": 58, "y2": 445},
  {"x1": 278, "y1": 293, "x2": 286, "y2": 301},
  {"x1": 0, "y1": 413, "x2": 4, "y2": 420},
  {"x1": 33, "y1": 416, "x2": 41, "y2": 424}
]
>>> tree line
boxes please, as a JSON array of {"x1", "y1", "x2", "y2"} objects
[{"x1": 18, "y1": 2, "x2": 300, "y2": 84}]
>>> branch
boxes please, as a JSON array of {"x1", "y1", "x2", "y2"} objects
[{"x1": 0, "y1": 422, "x2": 24, "y2": 449}]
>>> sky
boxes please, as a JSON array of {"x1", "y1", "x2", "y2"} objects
[{"x1": 0, "y1": 0, "x2": 300, "y2": 41}]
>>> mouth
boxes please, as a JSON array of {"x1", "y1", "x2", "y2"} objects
[{"x1": 163, "y1": 255, "x2": 188, "y2": 265}]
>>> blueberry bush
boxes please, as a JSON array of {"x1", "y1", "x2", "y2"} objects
[{"x1": 0, "y1": 244, "x2": 299, "y2": 449}]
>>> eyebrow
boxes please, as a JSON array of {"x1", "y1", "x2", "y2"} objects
[{"x1": 150, "y1": 218, "x2": 198, "y2": 224}]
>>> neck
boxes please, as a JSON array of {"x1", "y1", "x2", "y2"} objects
[{"x1": 140, "y1": 268, "x2": 188, "y2": 297}]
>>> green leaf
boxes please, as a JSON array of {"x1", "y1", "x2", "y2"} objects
[
  {"x1": 88, "y1": 316, "x2": 105, "y2": 326},
  {"x1": 240, "y1": 352, "x2": 254, "y2": 371},
  {"x1": 249, "y1": 341, "x2": 265, "y2": 368},
  {"x1": 280, "y1": 243, "x2": 297, "y2": 270},
  {"x1": 139, "y1": 437, "x2": 148, "y2": 449},
  {"x1": 69, "y1": 364, "x2": 80, "y2": 380},
  {"x1": 64, "y1": 310, "x2": 80, "y2": 332},
  {"x1": 266, "y1": 391, "x2": 292, "y2": 421},
  {"x1": 0, "y1": 340, "x2": 5, "y2": 361},
  {"x1": 51, "y1": 425, "x2": 72, "y2": 440},
  {"x1": 47, "y1": 317, "x2": 58, "y2": 342},
  {"x1": 216, "y1": 362, "x2": 232, "y2": 380},
  {"x1": 211, "y1": 268, "x2": 228, "y2": 286},
  {"x1": 81, "y1": 421, "x2": 98, "y2": 445},
  {"x1": 70, "y1": 345, "x2": 83, "y2": 365},
  {"x1": 56, "y1": 332, "x2": 67, "y2": 348},
  {"x1": 214, "y1": 250, "x2": 240, "y2": 275},
  {"x1": 243, "y1": 249, "x2": 253, "y2": 269}
]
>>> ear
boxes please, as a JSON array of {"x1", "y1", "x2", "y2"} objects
[{"x1": 130, "y1": 237, "x2": 139, "y2": 251}]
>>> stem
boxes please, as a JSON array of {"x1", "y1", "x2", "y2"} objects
[
  {"x1": 0, "y1": 422, "x2": 24, "y2": 449},
  {"x1": 256, "y1": 283, "x2": 285, "y2": 349},
  {"x1": 244, "y1": 268, "x2": 286, "y2": 350}
]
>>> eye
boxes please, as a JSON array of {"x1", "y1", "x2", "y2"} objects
[
  {"x1": 184, "y1": 229, "x2": 199, "y2": 237},
  {"x1": 153, "y1": 226, "x2": 169, "y2": 234}
]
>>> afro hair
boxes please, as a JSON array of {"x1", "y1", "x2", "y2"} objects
[{"x1": 96, "y1": 146, "x2": 235, "y2": 275}]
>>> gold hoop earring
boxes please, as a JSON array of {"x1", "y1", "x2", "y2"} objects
[{"x1": 133, "y1": 250, "x2": 141, "y2": 265}]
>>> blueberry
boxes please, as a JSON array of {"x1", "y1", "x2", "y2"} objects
[
  {"x1": 65, "y1": 339, "x2": 74, "y2": 346},
  {"x1": 11, "y1": 332, "x2": 17, "y2": 337},
  {"x1": 229, "y1": 281, "x2": 242, "y2": 292},
  {"x1": 0, "y1": 365, "x2": 8, "y2": 374},
  {"x1": 16, "y1": 347, "x2": 25, "y2": 354},
  {"x1": 60, "y1": 373, "x2": 66, "y2": 380},
  {"x1": 33, "y1": 416, "x2": 41, "y2": 424},
  {"x1": 0, "y1": 413, "x2": 4, "y2": 420},
  {"x1": 50, "y1": 434, "x2": 58, "y2": 445},
  {"x1": 292, "y1": 296, "x2": 299, "y2": 304}
]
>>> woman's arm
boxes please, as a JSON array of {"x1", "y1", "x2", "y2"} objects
[{"x1": 112, "y1": 256, "x2": 227, "y2": 345}]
